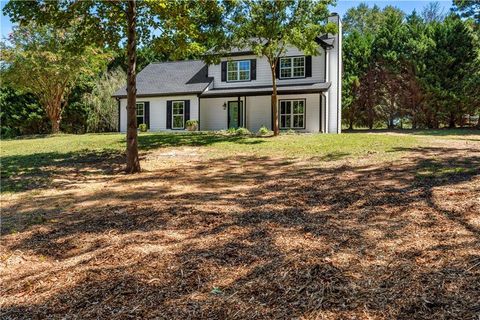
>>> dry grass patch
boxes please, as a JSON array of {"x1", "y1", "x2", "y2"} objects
[{"x1": 1, "y1": 133, "x2": 479, "y2": 319}]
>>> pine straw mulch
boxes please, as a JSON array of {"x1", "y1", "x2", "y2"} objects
[{"x1": 1, "y1": 140, "x2": 479, "y2": 319}]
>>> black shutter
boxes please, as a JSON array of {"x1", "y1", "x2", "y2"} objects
[
  {"x1": 250, "y1": 59, "x2": 256, "y2": 80},
  {"x1": 184, "y1": 100, "x2": 190, "y2": 126},
  {"x1": 144, "y1": 101, "x2": 150, "y2": 129},
  {"x1": 221, "y1": 61, "x2": 227, "y2": 81},
  {"x1": 305, "y1": 56, "x2": 312, "y2": 77},
  {"x1": 275, "y1": 58, "x2": 280, "y2": 79},
  {"x1": 166, "y1": 100, "x2": 172, "y2": 129}
]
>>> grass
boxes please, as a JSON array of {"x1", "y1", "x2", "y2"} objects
[
  {"x1": 1, "y1": 130, "x2": 479, "y2": 319},
  {"x1": 0, "y1": 132, "x2": 421, "y2": 193}
]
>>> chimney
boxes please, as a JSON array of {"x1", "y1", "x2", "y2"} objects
[{"x1": 326, "y1": 13, "x2": 342, "y2": 134}]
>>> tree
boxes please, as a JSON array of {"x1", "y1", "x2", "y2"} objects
[
  {"x1": 0, "y1": 87, "x2": 49, "y2": 137},
  {"x1": 421, "y1": 2, "x2": 445, "y2": 23},
  {"x1": 453, "y1": 0, "x2": 480, "y2": 24},
  {"x1": 343, "y1": 3, "x2": 383, "y2": 35},
  {"x1": 422, "y1": 14, "x2": 478, "y2": 128},
  {"x1": 222, "y1": 0, "x2": 336, "y2": 136},
  {"x1": 342, "y1": 30, "x2": 373, "y2": 129},
  {"x1": 84, "y1": 68, "x2": 126, "y2": 132},
  {"x1": 4, "y1": 0, "x2": 223, "y2": 173},
  {"x1": 1, "y1": 23, "x2": 109, "y2": 133}
]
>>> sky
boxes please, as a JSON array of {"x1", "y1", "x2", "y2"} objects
[{"x1": 1, "y1": 0, "x2": 454, "y2": 40}]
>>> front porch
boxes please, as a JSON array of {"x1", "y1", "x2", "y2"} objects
[{"x1": 199, "y1": 93, "x2": 326, "y2": 133}]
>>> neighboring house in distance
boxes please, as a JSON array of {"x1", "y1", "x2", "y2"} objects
[{"x1": 113, "y1": 14, "x2": 342, "y2": 133}]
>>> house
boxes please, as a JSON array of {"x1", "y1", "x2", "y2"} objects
[{"x1": 113, "y1": 14, "x2": 342, "y2": 133}]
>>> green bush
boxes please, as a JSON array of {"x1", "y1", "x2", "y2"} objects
[
  {"x1": 226, "y1": 127, "x2": 237, "y2": 134},
  {"x1": 138, "y1": 123, "x2": 148, "y2": 132},
  {"x1": 186, "y1": 120, "x2": 199, "y2": 131},
  {"x1": 236, "y1": 127, "x2": 251, "y2": 135},
  {"x1": 284, "y1": 129, "x2": 296, "y2": 135},
  {"x1": 257, "y1": 125, "x2": 271, "y2": 136},
  {"x1": 186, "y1": 120, "x2": 198, "y2": 127}
]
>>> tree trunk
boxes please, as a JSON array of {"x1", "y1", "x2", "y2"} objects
[
  {"x1": 448, "y1": 112, "x2": 456, "y2": 128},
  {"x1": 46, "y1": 100, "x2": 62, "y2": 134},
  {"x1": 51, "y1": 118, "x2": 60, "y2": 134},
  {"x1": 125, "y1": 0, "x2": 141, "y2": 173},
  {"x1": 270, "y1": 61, "x2": 279, "y2": 136}
]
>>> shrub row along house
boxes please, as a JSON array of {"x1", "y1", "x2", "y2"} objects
[{"x1": 113, "y1": 15, "x2": 342, "y2": 134}]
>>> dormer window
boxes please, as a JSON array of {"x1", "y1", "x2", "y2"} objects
[
  {"x1": 227, "y1": 60, "x2": 251, "y2": 82},
  {"x1": 279, "y1": 56, "x2": 305, "y2": 79}
]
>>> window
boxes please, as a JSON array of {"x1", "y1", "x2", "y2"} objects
[
  {"x1": 227, "y1": 60, "x2": 250, "y2": 82},
  {"x1": 136, "y1": 102, "x2": 145, "y2": 127},
  {"x1": 172, "y1": 101, "x2": 185, "y2": 129},
  {"x1": 279, "y1": 100, "x2": 305, "y2": 129},
  {"x1": 279, "y1": 56, "x2": 305, "y2": 79}
]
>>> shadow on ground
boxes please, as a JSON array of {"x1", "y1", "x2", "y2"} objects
[
  {"x1": 343, "y1": 128, "x2": 480, "y2": 137},
  {"x1": 0, "y1": 133, "x2": 259, "y2": 193},
  {"x1": 1, "y1": 145, "x2": 479, "y2": 319}
]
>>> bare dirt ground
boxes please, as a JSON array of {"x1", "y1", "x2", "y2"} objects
[{"x1": 1, "y1": 135, "x2": 479, "y2": 319}]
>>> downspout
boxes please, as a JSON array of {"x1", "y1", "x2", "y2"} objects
[
  {"x1": 244, "y1": 95, "x2": 247, "y2": 129},
  {"x1": 237, "y1": 96, "x2": 241, "y2": 127},
  {"x1": 198, "y1": 95, "x2": 201, "y2": 131},
  {"x1": 325, "y1": 50, "x2": 330, "y2": 133}
]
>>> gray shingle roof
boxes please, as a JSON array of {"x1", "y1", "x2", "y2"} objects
[{"x1": 113, "y1": 60, "x2": 212, "y2": 97}]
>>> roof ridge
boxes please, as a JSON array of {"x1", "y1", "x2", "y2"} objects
[{"x1": 150, "y1": 59, "x2": 204, "y2": 65}]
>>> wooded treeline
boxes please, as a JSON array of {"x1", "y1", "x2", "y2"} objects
[
  {"x1": 0, "y1": 42, "x2": 174, "y2": 137},
  {"x1": 1, "y1": 1, "x2": 479, "y2": 138},
  {"x1": 342, "y1": 2, "x2": 480, "y2": 130}
]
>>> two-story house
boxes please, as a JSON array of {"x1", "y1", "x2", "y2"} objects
[{"x1": 113, "y1": 14, "x2": 342, "y2": 133}]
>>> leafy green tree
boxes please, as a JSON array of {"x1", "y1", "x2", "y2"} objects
[
  {"x1": 343, "y1": 3, "x2": 383, "y2": 34},
  {"x1": 4, "y1": 0, "x2": 224, "y2": 173},
  {"x1": 371, "y1": 8, "x2": 409, "y2": 128},
  {"x1": 342, "y1": 30, "x2": 373, "y2": 129},
  {"x1": 222, "y1": 0, "x2": 336, "y2": 136},
  {"x1": 453, "y1": 0, "x2": 480, "y2": 24},
  {"x1": 422, "y1": 14, "x2": 478, "y2": 127},
  {"x1": 84, "y1": 68, "x2": 126, "y2": 132},
  {"x1": 0, "y1": 87, "x2": 49, "y2": 137},
  {"x1": 1, "y1": 23, "x2": 109, "y2": 134}
]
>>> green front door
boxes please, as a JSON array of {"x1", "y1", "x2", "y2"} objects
[{"x1": 228, "y1": 101, "x2": 242, "y2": 129}]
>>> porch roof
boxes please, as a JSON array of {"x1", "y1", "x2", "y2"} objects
[{"x1": 200, "y1": 82, "x2": 331, "y2": 98}]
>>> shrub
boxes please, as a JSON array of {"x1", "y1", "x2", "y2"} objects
[
  {"x1": 257, "y1": 125, "x2": 271, "y2": 136},
  {"x1": 284, "y1": 129, "x2": 296, "y2": 135},
  {"x1": 226, "y1": 127, "x2": 237, "y2": 134},
  {"x1": 138, "y1": 123, "x2": 148, "y2": 132},
  {"x1": 236, "y1": 127, "x2": 251, "y2": 135},
  {"x1": 186, "y1": 120, "x2": 199, "y2": 131}
]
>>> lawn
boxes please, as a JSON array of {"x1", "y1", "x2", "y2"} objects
[
  {"x1": 1, "y1": 132, "x2": 420, "y2": 193},
  {"x1": 1, "y1": 131, "x2": 479, "y2": 319}
]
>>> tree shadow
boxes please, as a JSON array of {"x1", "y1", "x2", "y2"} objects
[
  {"x1": 1, "y1": 145, "x2": 479, "y2": 318},
  {"x1": 137, "y1": 132, "x2": 260, "y2": 151},
  {"x1": 1, "y1": 133, "x2": 265, "y2": 193}
]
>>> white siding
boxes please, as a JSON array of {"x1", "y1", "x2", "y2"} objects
[
  {"x1": 246, "y1": 96, "x2": 270, "y2": 132},
  {"x1": 208, "y1": 46, "x2": 326, "y2": 89},
  {"x1": 327, "y1": 15, "x2": 342, "y2": 134},
  {"x1": 119, "y1": 95, "x2": 199, "y2": 132},
  {"x1": 200, "y1": 94, "x2": 322, "y2": 133},
  {"x1": 199, "y1": 97, "x2": 229, "y2": 131}
]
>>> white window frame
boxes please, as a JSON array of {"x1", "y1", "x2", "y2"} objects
[
  {"x1": 172, "y1": 100, "x2": 185, "y2": 129},
  {"x1": 279, "y1": 99, "x2": 305, "y2": 129},
  {"x1": 227, "y1": 60, "x2": 251, "y2": 82},
  {"x1": 136, "y1": 102, "x2": 145, "y2": 126},
  {"x1": 279, "y1": 56, "x2": 305, "y2": 79}
]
